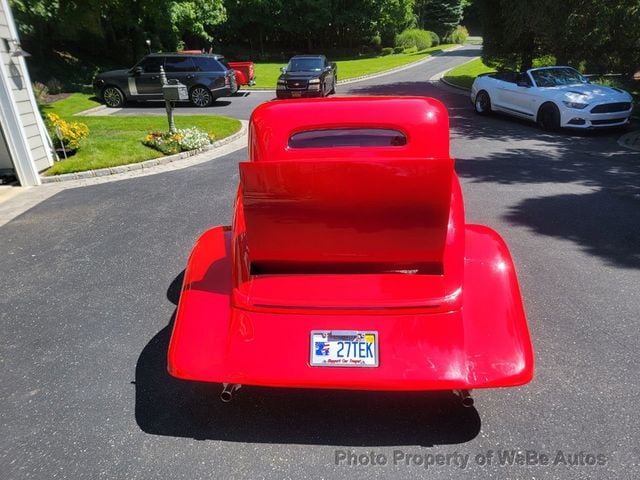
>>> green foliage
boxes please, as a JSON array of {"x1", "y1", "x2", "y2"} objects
[
  {"x1": 11, "y1": 0, "x2": 226, "y2": 84},
  {"x1": 32, "y1": 82, "x2": 48, "y2": 102},
  {"x1": 415, "y1": 0, "x2": 464, "y2": 37},
  {"x1": 427, "y1": 30, "x2": 440, "y2": 46},
  {"x1": 446, "y1": 25, "x2": 468, "y2": 44},
  {"x1": 396, "y1": 28, "x2": 433, "y2": 51},
  {"x1": 478, "y1": 0, "x2": 640, "y2": 74},
  {"x1": 46, "y1": 77, "x2": 63, "y2": 95},
  {"x1": 443, "y1": 57, "x2": 495, "y2": 89},
  {"x1": 377, "y1": 0, "x2": 417, "y2": 46},
  {"x1": 381, "y1": 47, "x2": 394, "y2": 56},
  {"x1": 393, "y1": 46, "x2": 405, "y2": 53}
]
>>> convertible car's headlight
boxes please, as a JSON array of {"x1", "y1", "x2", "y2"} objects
[{"x1": 562, "y1": 101, "x2": 589, "y2": 109}]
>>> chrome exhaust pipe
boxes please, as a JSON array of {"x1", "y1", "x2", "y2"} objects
[
  {"x1": 453, "y1": 389, "x2": 474, "y2": 408},
  {"x1": 220, "y1": 383, "x2": 242, "y2": 403}
]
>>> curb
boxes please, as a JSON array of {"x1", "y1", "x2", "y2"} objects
[
  {"x1": 40, "y1": 121, "x2": 247, "y2": 184},
  {"x1": 440, "y1": 75, "x2": 471, "y2": 92}
]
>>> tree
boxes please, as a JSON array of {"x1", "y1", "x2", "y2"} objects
[
  {"x1": 415, "y1": 0, "x2": 464, "y2": 38},
  {"x1": 377, "y1": 0, "x2": 416, "y2": 46},
  {"x1": 11, "y1": 0, "x2": 227, "y2": 67},
  {"x1": 478, "y1": 0, "x2": 640, "y2": 74}
]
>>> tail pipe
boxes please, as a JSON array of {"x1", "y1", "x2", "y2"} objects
[
  {"x1": 220, "y1": 383, "x2": 242, "y2": 403},
  {"x1": 453, "y1": 389, "x2": 474, "y2": 408}
]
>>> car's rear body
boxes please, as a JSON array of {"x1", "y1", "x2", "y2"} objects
[
  {"x1": 167, "y1": 97, "x2": 534, "y2": 396},
  {"x1": 228, "y1": 61, "x2": 256, "y2": 87}
]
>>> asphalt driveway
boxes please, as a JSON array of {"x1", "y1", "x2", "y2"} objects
[{"x1": 1, "y1": 44, "x2": 640, "y2": 480}]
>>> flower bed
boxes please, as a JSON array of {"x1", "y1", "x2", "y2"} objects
[{"x1": 143, "y1": 127, "x2": 214, "y2": 155}]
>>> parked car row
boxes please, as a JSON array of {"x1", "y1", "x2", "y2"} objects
[{"x1": 94, "y1": 52, "x2": 337, "y2": 108}]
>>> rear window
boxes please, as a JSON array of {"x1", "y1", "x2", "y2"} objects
[
  {"x1": 192, "y1": 56, "x2": 225, "y2": 72},
  {"x1": 164, "y1": 56, "x2": 195, "y2": 73},
  {"x1": 288, "y1": 128, "x2": 407, "y2": 148}
]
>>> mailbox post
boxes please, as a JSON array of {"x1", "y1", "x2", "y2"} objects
[{"x1": 159, "y1": 66, "x2": 189, "y2": 134}]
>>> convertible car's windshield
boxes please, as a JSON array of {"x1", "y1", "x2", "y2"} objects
[
  {"x1": 530, "y1": 67, "x2": 588, "y2": 87},
  {"x1": 287, "y1": 58, "x2": 323, "y2": 72}
]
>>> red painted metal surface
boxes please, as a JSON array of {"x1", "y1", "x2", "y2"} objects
[
  {"x1": 228, "y1": 61, "x2": 255, "y2": 86},
  {"x1": 168, "y1": 97, "x2": 534, "y2": 391}
]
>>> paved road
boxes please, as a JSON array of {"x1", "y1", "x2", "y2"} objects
[{"x1": 2, "y1": 45, "x2": 640, "y2": 480}]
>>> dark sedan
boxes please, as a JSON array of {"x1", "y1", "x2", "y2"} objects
[
  {"x1": 276, "y1": 55, "x2": 337, "y2": 99},
  {"x1": 93, "y1": 53, "x2": 238, "y2": 108}
]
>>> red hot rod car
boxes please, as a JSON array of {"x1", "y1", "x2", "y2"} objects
[{"x1": 167, "y1": 97, "x2": 534, "y2": 406}]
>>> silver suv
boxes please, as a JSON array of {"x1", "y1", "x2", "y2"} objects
[{"x1": 93, "y1": 53, "x2": 238, "y2": 108}]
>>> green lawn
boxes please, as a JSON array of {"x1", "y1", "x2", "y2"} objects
[
  {"x1": 443, "y1": 57, "x2": 495, "y2": 90},
  {"x1": 41, "y1": 94, "x2": 242, "y2": 175},
  {"x1": 248, "y1": 45, "x2": 456, "y2": 88}
]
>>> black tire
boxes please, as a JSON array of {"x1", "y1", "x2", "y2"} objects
[
  {"x1": 189, "y1": 86, "x2": 213, "y2": 107},
  {"x1": 537, "y1": 103, "x2": 561, "y2": 131},
  {"x1": 474, "y1": 90, "x2": 491, "y2": 115},
  {"x1": 329, "y1": 77, "x2": 336, "y2": 95},
  {"x1": 102, "y1": 86, "x2": 125, "y2": 108}
]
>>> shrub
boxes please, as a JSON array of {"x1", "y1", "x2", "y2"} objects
[
  {"x1": 46, "y1": 113, "x2": 89, "y2": 151},
  {"x1": 395, "y1": 29, "x2": 432, "y2": 51},
  {"x1": 447, "y1": 25, "x2": 469, "y2": 45},
  {"x1": 370, "y1": 35, "x2": 382, "y2": 49},
  {"x1": 32, "y1": 82, "x2": 48, "y2": 102},
  {"x1": 143, "y1": 127, "x2": 212, "y2": 155},
  {"x1": 427, "y1": 31, "x2": 440, "y2": 47},
  {"x1": 381, "y1": 47, "x2": 394, "y2": 56},
  {"x1": 46, "y1": 77, "x2": 63, "y2": 95},
  {"x1": 404, "y1": 46, "x2": 418, "y2": 54},
  {"x1": 393, "y1": 46, "x2": 404, "y2": 54}
]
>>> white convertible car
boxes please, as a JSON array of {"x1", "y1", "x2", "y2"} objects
[{"x1": 470, "y1": 66, "x2": 634, "y2": 130}]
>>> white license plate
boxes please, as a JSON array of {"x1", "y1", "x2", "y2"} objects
[{"x1": 310, "y1": 330, "x2": 378, "y2": 367}]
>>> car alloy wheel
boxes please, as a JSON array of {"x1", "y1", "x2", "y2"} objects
[
  {"x1": 474, "y1": 91, "x2": 491, "y2": 115},
  {"x1": 103, "y1": 87, "x2": 124, "y2": 108},
  {"x1": 190, "y1": 86, "x2": 212, "y2": 107}
]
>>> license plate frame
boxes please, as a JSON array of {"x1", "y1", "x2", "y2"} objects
[
  {"x1": 291, "y1": 91, "x2": 302, "y2": 97},
  {"x1": 310, "y1": 330, "x2": 379, "y2": 367}
]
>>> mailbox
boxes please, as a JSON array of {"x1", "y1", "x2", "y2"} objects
[{"x1": 162, "y1": 79, "x2": 188, "y2": 102}]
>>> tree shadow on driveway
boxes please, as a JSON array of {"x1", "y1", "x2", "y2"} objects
[
  {"x1": 134, "y1": 272, "x2": 481, "y2": 446},
  {"x1": 452, "y1": 109, "x2": 640, "y2": 268}
]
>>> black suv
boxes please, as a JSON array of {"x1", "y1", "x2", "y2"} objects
[{"x1": 93, "y1": 53, "x2": 238, "y2": 108}]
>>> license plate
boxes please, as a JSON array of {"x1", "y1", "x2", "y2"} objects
[
  {"x1": 310, "y1": 330, "x2": 378, "y2": 367},
  {"x1": 291, "y1": 91, "x2": 302, "y2": 97}
]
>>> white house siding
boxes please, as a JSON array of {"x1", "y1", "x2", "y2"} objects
[{"x1": 0, "y1": 0, "x2": 54, "y2": 185}]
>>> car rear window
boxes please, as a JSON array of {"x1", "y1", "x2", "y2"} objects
[
  {"x1": 288, "y1": 128, "x2": 407, "y2": 148},
  {"x1": 192, "y1": 56, "x2": 225, "y2": 72},
  {"x1": 164, "y1": 56, "x2": 195, "y2": 73}
]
